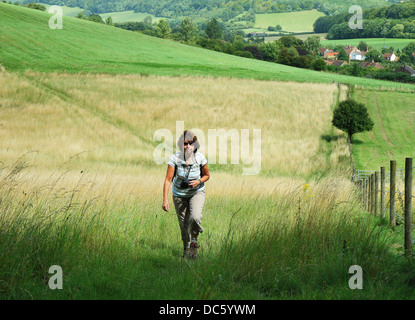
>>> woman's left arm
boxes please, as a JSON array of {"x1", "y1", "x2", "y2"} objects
[{"x1": 189, "y1": 164, "x2": 210, "y2": 188}]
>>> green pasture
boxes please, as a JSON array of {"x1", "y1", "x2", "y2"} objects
[
  {"x1": 0, "y1": 3, "x2": 414, "y2": 91},
  {"x1": 255, "y1": 10, "x2": 326, "y2": 33},
  {"x1": 352, "y1": 89, "x2": 415, "y2": 171},
  {"x1": 321, "y1": 38, "x2": 415, "y2": 51}
]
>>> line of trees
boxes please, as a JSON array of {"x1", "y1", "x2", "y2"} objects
[
  {"x1": 14, "y1": 0, "x2": 402, "y2": 21},
  {"x1": 314, "y1": 0, "x2": 415, "y2": 39}
]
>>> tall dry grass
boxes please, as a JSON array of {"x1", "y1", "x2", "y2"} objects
[{"x1": 0, "y1": 71, "x2": 349, "y2": 177}]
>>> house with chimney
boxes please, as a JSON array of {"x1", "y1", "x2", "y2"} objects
[{"x1": 383, "y1": 52, "x2": 398, "y2": 62}]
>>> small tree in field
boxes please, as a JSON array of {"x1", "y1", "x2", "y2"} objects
[{"x1": 332, "y1": 99, "x2": 374, "y2": 143}]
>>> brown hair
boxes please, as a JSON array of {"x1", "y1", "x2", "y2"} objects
[{"x1": 177, "y1": 130, "x2": 200, "y2": 153}]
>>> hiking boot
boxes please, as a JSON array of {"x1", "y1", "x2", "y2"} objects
[
  {"x1": 190, "y1": 241, "x2": 200, "y2": 259},
  {"x1": 182, "y1": 247, "x2": 190, "y2": 259}
]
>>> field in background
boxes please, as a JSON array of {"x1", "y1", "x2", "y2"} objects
[
  {"x1": 321, "y1": 38, "x2": 415, "y2": 50},
  {"x1": 41, "y1": 4, "x2": 83, "y2": 17},
  {"x1": 265, "y1": 33, "x2": 328, "y2": 43},
  {"x1": 1, "y1": 3, "x2": 415, "y2": 91},
  {"x1": 0, "y1": 71, "x2": 348, "y2": 177},
  {"x1": 352, "y1": 89, "x2": 415, "y2": 171},
  {"x1": 254, "y1": 10, "x2": 325, "y2": 33},
  {"x1": 100, "y1": 10, "x2": 160, "y2": 23}
]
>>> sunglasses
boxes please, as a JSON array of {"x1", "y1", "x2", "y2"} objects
[{"x1": 183, "y1": 141, "x2": 194, "y2": 146}]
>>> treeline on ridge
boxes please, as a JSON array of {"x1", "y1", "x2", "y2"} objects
[
  {"x1": 314, "y1": 0, "x2": 415, "y2": 40},
  {"x1": 15, "y1": 0, "x2": 402, "y2": 20}
]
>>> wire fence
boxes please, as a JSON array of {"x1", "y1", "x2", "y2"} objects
[{"x1": 355, "y1": 159, "x2": 414, "y2": 255}]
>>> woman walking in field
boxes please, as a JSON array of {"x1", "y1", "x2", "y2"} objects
[{"x1": 162, "y1": 130, "x2": 210, "y2": 259}]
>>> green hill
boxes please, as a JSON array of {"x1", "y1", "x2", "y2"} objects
[{"x1": 1, "y1": 3, "x2": 414, "y2": 91}]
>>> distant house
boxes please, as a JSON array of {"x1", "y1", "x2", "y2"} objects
[
  {"x1": 344, "y1": 45, "x2": 366, "y2": 62},
  {"x1": 395, "y1": 65, "x2": 415, "y2": 76},
  {"x1": 322, "y1": 48, "x2": 337, "y2": 59},
  {"x1": 352, "y1": 50, "x2": 366, "y2": 61},
  {"x1": 383, "y1": 52, "x2": 398, "y2": 61},
  {"x1": 325, "y1": 60, "x2": 348, "y2": 67},
  {"x1": 247, "y1": 32, "x2": 266, "y2": 37},
  {"x1": 359, "y1": 61, "x2": 385, "y2": 69},
  {"x1": 318, "y1": 47, "x2": 328, "y2": 56}
]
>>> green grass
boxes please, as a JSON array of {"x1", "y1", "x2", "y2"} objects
[
  {"x1": 100, "y1": 10, "x2": 161, "y2": 23},
  {"x1": 255, "y1": 10, "x2": 326, "y2": 33},
  {"x1": 1, "y1": 3, "x2": 414, "y2": 91},
  {"x1": 321, "y1": 38, "x2": 415, "y2": 51},
  {"x1": 40, "y1": 4, "x2": 162, "y2": 23},
  {"x1": 351, "y1": 89, "x2": 415, "y2": 171},
  {"x1": 1, "y1": 160, "x2": 414, "y2": 300},
  {"x1": 40, "y1": 4, "x2": 83, "y2": 17}
]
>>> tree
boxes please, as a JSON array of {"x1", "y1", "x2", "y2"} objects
[
  {"x1": 157, "y1": 19, "x2": 171, "y2": 38},
  {"x1": 337, "y1": 47, "x2": 348, "y2": 61},
  {"x1": 332, "y1": 99, "x2": 374, "y2": 143},
  {"x1": 88, "y1": 14, "x2": 103, "y2": 24},
  {"x1": 180, "y1": 17, "x2": 197, "y2": 43},
  {"x1": 365, "y1": 49, "x2": 382, "y2": 62},
  {"x1": 105, "y1": 16, "x2": 113, "y2": 26},
  {"x1": 76, "y1": 12, "x2": 88, "y2": 20},
  {"x1": 304, "y1": 35, "x2": 321, "y2": 56},
  {"x1": 311, "y1": 58, "x2": 326, "y2": 71},
  {"x1": 357, "y1": 41, "x2": 368, "y2": 51},
  {"x1": 143, "y1": 16, "x2": 152, "y2": 26},
  {"x1": 205, "y1": 19, "x2": 223, "y2": 40}
]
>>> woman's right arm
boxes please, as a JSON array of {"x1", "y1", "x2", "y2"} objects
[{"x1": 162, "y1": 165, "x2": 175, "y2": 212}]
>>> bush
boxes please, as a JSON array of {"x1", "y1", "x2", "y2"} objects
[{"x1": 26, "y1": 3, "x2": 46, "y2": 11}]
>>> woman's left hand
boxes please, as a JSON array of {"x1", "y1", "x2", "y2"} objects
[{"x1": 189, "y1": 180, "x2": 200, "y2": 188}]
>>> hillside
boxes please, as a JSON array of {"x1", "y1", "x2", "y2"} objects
[{"x1": 1, "y1": 3, "x2": 414, "y2": 91}]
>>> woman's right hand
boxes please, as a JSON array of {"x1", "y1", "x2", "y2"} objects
[{"x1": 162, "y1": 200, "x2": 169, "y2": 212}]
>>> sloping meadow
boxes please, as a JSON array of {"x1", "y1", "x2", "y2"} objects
[{"x1": 1, "y1": 72, "x2": 412, "y2": 299}]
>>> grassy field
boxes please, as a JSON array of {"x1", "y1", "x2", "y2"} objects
[
  {"x1": 39, "y1": 5, "x2": 160, "y2": 23},
  {"x1": 1, "y1": 3, "x2": 415, "y2": 91},
  {"x1": 1, "y1": 71, "x2": 415, "y2": 299},
  {"x1": 40, "y1": 4, "x2": 83, "y2": 17},
  {"x1": 321, "y1": 38, "x2": 415, "y2": 51},
  {"x1": 265, "y1": 33, "x2": 328, "y2": 43},
  {"x1": 351, "y1": 89, "x2": 415, "y2": 171},
  {"x1": 100, "y1": 10, "x2": 161, "y2": 23},
  {"x1": 254, "y1": 10, "x2": 326, "y2": 33}
]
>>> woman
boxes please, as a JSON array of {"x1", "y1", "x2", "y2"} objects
[{"x1": 162, "y1": 130, "x2": 210, "y2": 259}]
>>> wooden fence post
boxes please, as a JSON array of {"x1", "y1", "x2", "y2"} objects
[
  {"x1": 390, "y1": 160, "x2": 396, "y2": 227},
  {"x1": 381, "y1": 167, "x2": 385, "y2": 220},
  {"x1": 375, "y1": 171, "x2": 379, "y2": 216},
  {"x1": 371, "y1": 174, "x2": 375, "y2": 214},
  {"x1": 367, "y1": 175, "x2": 372, "y2": 213},
  {"x1": 363, "y1": 179, "x2": 368, "y2": 210},
  {"x1": 404, "y1": 158, "x2": 413, "y2": 257}
]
